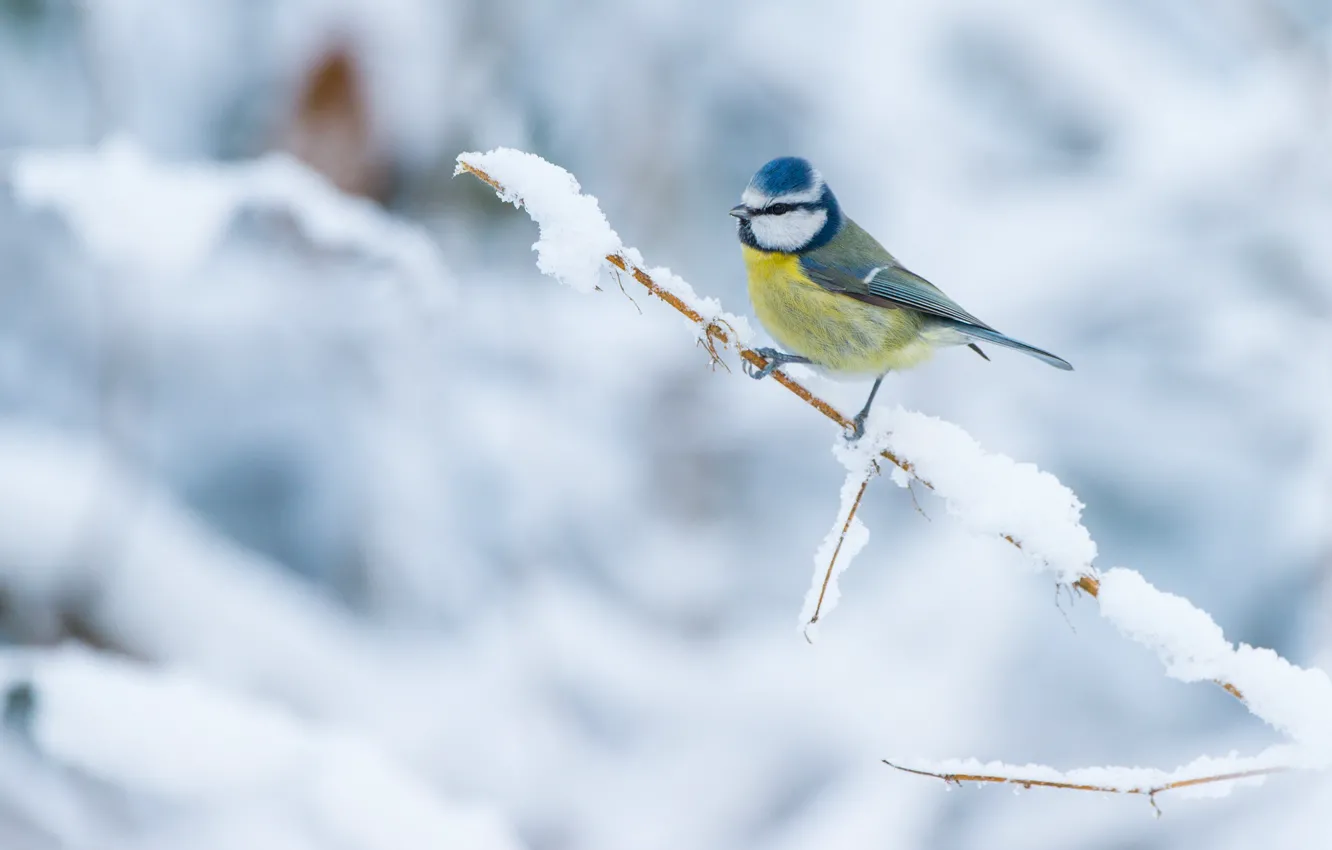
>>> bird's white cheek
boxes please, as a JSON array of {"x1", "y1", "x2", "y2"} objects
[{"x1": 749, "y1": 209, "x2": 828, "y2": 252}]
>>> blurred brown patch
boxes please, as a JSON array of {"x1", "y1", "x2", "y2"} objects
[{"x1": 280, "y1": 46, "x2": 389, "y2": 201}]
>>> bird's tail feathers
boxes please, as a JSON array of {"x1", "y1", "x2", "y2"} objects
[{"x1": 947, "y1": 324, "x2": 1073, "y2": 371}]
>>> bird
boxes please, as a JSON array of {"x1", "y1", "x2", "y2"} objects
[{"x1": 731, "y1": 156, "x2": 1072, "y2": 439}]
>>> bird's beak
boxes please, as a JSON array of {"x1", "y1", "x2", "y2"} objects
[{"x1": 729, "y1": 204, "x2": 751, "y2": 220}]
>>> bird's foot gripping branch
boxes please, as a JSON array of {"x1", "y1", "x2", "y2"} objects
[{"x1": 455, "y1": 148, "x2": 1332, "y2": 809}]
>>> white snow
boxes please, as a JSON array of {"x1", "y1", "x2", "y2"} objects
[
  {"x1": 0, "y1": 425, "x2": 386, "y2": 714},
  {"x1": 868, "y1": 406, "x2": 1098, "y2": 585},
  {"x1": 1099, "y1": 568, "x2": 1332, "y2": 754},
  {"x1": 13, "y1": 136, "x2": 449, "y2": 301},
  {"x1": 457, "y1": 148, "x2": 621, "y2": 293},
  {"x1": 799, "y1": 431, "x2": 891, "y2": 638},
  {"x1": 457, "y1": 150, "x2": 756, "y2": 354},
  {"x1": 6, "y1": 648, "x2": 522, "y2": 850}
]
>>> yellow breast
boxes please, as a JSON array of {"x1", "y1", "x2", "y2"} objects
[{"x1": 741, "y1": 246, "x2": 934, "y2": 376}]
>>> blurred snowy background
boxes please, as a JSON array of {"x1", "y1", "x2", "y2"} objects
[{"x1": 0, "y1": 0, "x2": 1329, "y2": 847}]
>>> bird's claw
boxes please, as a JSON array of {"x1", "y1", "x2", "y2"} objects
[
  {"x1": 745, "y1": 347, "x2": 784, "y2": 381},
  {"x1": 743, "y1": 361, "x2": 777, "y2": 381},
  {"x1": 745, "y1": 347, "x2": 811, "y2": 381},
  {"x1": 845, "y1": 414, "x2": 867, "y2": 442}
]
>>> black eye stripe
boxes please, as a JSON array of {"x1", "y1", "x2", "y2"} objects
[{"x1": 758, "y1": 202, "x2": 818, "y2": 216}]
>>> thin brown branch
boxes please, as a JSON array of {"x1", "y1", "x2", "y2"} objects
[
  {"x1": 882, "y1": 760, "x2": 1289, "y2": 815},
  {"x1": 805, "y1": 466, "x2": 877, "y2": 642}
]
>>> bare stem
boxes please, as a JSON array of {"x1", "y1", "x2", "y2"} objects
[
  {"x1": 805, "y1": 466, "x2": 877, "y2": 642},
  {"x1": 882, "y1": 760, "x2": 1289, "y2": 815}
]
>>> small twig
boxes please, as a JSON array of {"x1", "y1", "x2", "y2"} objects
[
  {"x1": 882, "y1": 760, "x2": 1289, "y2": 816},
  {"x1": 1053, "y1": 583, "x2": 1078, "y2": 634},
  {"x1": 611, "y1": 267, "x2": 642, "y2": 315},
  {"x1": 906, "y1": 479, "x2": 930, "y2": 521},
  {"x1": 804, "y1": 467, "x2": 877, "y2": 643},
  {"x1": 701, "y1": 319, "x2": 736, "y2": 373}
]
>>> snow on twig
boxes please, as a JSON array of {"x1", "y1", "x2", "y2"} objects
[
  {"x1": 800, "y1": 434, "x2": 887, "y2": 642},
  {"x1": 454, "y1": 148, "x2": 1332, "y2": 805}
]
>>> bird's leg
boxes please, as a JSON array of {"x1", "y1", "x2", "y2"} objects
[
  {"x1": 847, "y1": 374, "x2": 885, "y2": 441},
  {"x1": 745, "y1": 347, "x2": 812, "y2": 380}
]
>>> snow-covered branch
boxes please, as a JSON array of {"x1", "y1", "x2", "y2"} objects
[{"x1": 455, "y1": 147, "x2": 1332, "y2": 807}]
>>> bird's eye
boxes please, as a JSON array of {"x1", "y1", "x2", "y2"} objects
[{"x1": 765, "y1": 203, "x2": 795, "y2": 215}]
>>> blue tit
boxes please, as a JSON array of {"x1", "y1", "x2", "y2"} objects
[{"x1": 732, "y1": 156, "x2": 1072, "y2": 439}]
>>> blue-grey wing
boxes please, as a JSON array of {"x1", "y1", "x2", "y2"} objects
[
  {"x1": 799, "y1": 219, "x2": 1073, "y2": 370},
  {"x1": 862, "y1": 264, "x2": 993, "y2": 329},
  {"x1": 799, "y1": 223, "x2": 994, "y2": 330}
]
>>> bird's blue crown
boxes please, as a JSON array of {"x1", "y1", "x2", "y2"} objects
[{"x1": 749, "y1": 156, "x2": 819, "y2": 198}]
